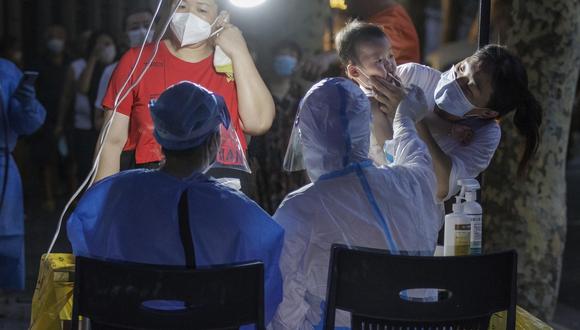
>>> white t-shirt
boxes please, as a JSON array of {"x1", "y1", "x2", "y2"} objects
[{"x1": 70, "y1": 58, "x2": 92, "y2": 130}]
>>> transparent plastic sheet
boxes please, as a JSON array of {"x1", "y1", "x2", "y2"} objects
[
  {"x1": 214, "y1": 124, "x2": 251, "y2": 173},
  {"x1": 282, "y1": 115, "x2": 305, "y2": 172},
  {"x1": 30, "y1": 254, "x2": 75, "y2": 330},
  {"x1": 489, "y1": 306, "x2": 553, "y2": 330}
]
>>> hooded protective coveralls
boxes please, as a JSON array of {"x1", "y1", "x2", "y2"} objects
[
  {"x1": 0, "y1": 59, "x2": 46, "y2": 290},
  {"x1": 67, "y1": 81, "x2": 284, "y2": 325},
  {"x1": 271, "y1": 78, "x2": 441, "y2": 329},
  {"x1": 392, "y1": 63, "x2": 501, "y2": 200}
]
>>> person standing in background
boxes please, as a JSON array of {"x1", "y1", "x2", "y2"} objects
[
  {"x1": 55, "y1": 31, "x2": 118, "y2": 185},
  {"x1": 30, "y1": 25, "x2": 70, "y2": 210},
  {"x1": 345, "y1": 0, "x2": 421, "y2": 64},
  {"x1": 249, "y1": 40, "x2": 309, "y2": 214},
  {"x1": 300, "y1": 0, "x2": 420, "y2": 81},
  {"x1": 94, "y1": 0, "x2": 274, "y2": 196},
  {"x1": 93, "y1": 7, "x2": 155, "y2": 131}
]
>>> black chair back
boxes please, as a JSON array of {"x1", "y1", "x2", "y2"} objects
[
  {"x1": 71, "y1": 256, "x2": 265, "y2": 330},
  {"x1": 324, "y1": 244, "x2": 517, "y2": 330}
]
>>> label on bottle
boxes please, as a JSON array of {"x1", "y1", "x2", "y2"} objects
[
  {"x1": 468, "y1": 214, "x2": 482, "y2": 255},
  {"x1": 454, "y1": 224, "x2": 470, "y2": 256}
]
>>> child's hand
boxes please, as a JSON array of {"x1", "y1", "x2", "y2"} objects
[{"x1": 450, "y1": 124, "x2": 474, "y2": 146}]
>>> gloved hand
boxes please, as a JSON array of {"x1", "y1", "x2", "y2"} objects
[
  {"x1": 14, "y1": 80, "x2": 36, "y2": 102},
  {"x1": 395, "y1": 84, "x2": 427, "y2": 122}
]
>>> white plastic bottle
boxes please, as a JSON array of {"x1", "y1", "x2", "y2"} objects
[
  {"x1": 459, "y1": 179, "x2": 483, "y2": 255},
  {"x1": 443, "y1": 196, "x2": 471, "y2": 256}
]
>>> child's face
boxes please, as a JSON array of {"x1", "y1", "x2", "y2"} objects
[{"x1": 354, "y1": 37, "x2": 396, "y2": 80}]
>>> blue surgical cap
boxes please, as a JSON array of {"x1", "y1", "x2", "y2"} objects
[{"x1": 150, "y1": 81, "x2": 231, "y2": 151}]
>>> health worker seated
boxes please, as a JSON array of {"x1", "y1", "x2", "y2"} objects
[
  {"x1": 67, "y1": 81, "x2": 284, "y2": 324},
  {"x1": 271, "y1": 78, "x2": 441, "y2": 329}
]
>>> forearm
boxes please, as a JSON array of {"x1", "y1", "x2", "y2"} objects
[
  {"x1": 93, "y1": 142, "x2": 123, "y2": 183},
  {"x1": 92, "y1": 111, "x2": 129, "y2": 183},
  {"x1": 416, "y1": 121, "x2": 451, "y2": 200},
  {"x1": 232, "y1": 49, "x2": 275, "y2": 136}
]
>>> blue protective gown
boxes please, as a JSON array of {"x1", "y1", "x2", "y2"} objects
[
  {"x1": 67, "y1": 169, "x2": 284, "y2": 326},
  {"x1": 0, "y1": 59, "x2": 46, "y2": 290}
]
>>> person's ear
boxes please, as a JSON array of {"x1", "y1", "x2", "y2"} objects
[{"x1": 346, "y1": 63, "x2": 360, "y2": 79}]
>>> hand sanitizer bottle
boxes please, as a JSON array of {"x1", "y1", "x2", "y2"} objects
[
  {"x1": 458, "y1": 179, "x2": 483, "y2": 255},
  {"x1": 443, "y1": 196, "x2": 471, "y2": 256}
]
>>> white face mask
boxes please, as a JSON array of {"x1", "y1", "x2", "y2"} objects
[
  {"x1": 100, "y1": 45, "x2": 116, "y2": 63},
  {"x1": 434, "y1": 66, "x2": 478, "y2": 117},
  {"x1": 127, "y1": 27, "x2": 153, "y2": 48},
  {"x1": 47, "y1": 38, "x2": 65, "y2": 54},
  {"x1": 354, "y1": 67, "x2": 375, "y2": 97},
  {"x1": 170, "y1": 12, "x2": 218, "y2": 47}
]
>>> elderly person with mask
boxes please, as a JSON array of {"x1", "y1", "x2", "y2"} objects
[
  {"x1": 271, "y1": 78, "x2": 441, "y2": 329},
  {"x1": 67, "y1": 81, "x2": 284, "y2": 325}
]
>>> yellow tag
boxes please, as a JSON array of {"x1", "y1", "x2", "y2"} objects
[{"x1": 330, "y1": 0, "x2": 347, "y2": 10}]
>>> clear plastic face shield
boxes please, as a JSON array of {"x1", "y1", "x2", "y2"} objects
[
  {"x1": 283, "y1": 78, "x2": 372, "y2": 178},
  {"x1": 282, "y1": 113, "x2": 306, "y2": 172}
]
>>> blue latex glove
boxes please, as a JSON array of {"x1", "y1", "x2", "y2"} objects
[{"x1": 13, "y1": 80, "x2": 36, "y2": 102}]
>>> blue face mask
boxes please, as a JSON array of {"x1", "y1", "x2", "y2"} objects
[
  {"x1": 274, "y1": 55, "x2": 297, "y2": 77},
  {"x1": 434, "y1": 66, "x2": 478, "y2": 118}
]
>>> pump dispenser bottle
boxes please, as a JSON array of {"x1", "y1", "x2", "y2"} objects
[
  {"x1": 458, "y1": 179, "x2": 483, "y2": 255},
  {"x1": 443, "y1": 196, "x2": 471, "y2": 256}
]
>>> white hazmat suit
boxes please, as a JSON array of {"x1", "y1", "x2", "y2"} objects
[{"x1": 271, "y1": 78, "x2": 441, "y2": 329}]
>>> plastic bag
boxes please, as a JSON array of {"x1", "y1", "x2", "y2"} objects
[
  {"x1": 214, "y1": 125, "x2": 251, "y2": 173},
  {"x1": 29, "y1": 253, "x2": 75, "y2": 330},
  {"x1": 489, "y1": 306, "x2": 553, "y2": 330}
]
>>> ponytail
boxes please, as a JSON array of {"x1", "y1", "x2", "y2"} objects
[
  {"x1": 473, "y1": 44, "x2": 543, "y2": 176},
  {"x1": 513, "y1": 91, "x2": 542, "y2": 175}
]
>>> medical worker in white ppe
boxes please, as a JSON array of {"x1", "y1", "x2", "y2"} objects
[{"x1": 271, "y1": 78, "x2": 440, "y2": 329}]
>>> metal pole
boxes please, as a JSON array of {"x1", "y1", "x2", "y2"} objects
[
  {"x1": 478, "y1": 0, "x2": 491, "y2": 49},
  {"x1": 477, "y1": 0, "x2": 491, "y2": 252}
]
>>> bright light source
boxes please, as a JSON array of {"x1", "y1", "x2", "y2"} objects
[{"x1": 229, "y1": 0, "x2": 266, "y2": 8}]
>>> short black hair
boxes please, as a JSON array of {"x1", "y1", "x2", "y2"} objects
[
  {"x1": 123, "y1": 7, "x2": 154, "y2": 30},
  {"x1": 335, "y1": 19, "x2": 387, "y2": 65},
  {"x1": 272, "y1": 40, "x2": 303, "y2": 61}
]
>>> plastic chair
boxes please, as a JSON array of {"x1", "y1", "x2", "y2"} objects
[
  {"x1": 324, "y1": 244, "x2": 517, "y2": 330},
  {"x1": 71, "y1": 256, "x2": 265, "y2": 330}
]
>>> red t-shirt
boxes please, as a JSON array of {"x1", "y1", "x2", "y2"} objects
[
  {"x1": 369, "y1": 4, "x2": 421, "y2": 65},
  {"x1": 102, "y1": 41, "x2": 244, "y2": 165}
]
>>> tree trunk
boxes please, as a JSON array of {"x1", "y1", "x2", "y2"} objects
[{"x1": 482, "y1": 0, "x2": 580, "y2": 321}]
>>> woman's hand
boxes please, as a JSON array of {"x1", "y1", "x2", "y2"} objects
[{"x1": 213, "y1": 12, "x2": 248, "y2": 59}]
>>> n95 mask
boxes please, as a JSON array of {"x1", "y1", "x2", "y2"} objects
[
  {"x1": 170, "y1": 12, "x2": 218, "y2": 47},
  {"x1": 434, "y1": 66, "x2": 477, "y2": 117},
  {"x1": 354, "y1": 68, "x2": 375, "y2": 97}
]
